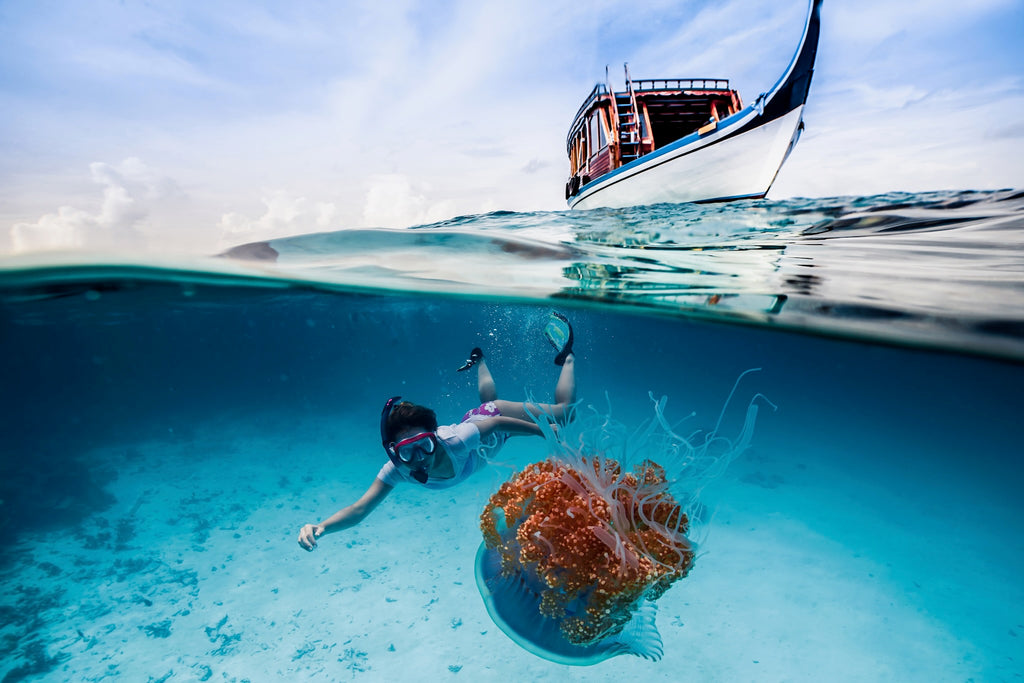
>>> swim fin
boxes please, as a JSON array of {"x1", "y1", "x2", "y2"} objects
[
  {"x1": 458, "y1": 347, "x2": 484, "y2": 372},
  {"x1": 543, "y1": 312, "x2": 574, "y2": 366}
]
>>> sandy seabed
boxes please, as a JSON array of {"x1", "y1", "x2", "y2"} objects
[{"x1": 2, "y1": 414, "x2": 1020, "y2": 682}]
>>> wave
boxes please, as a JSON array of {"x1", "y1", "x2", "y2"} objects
[{"x1": 2, "y1": 189, "x2": 1023, "y2": 362}]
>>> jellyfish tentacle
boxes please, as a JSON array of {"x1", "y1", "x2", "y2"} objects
[{"x1": 711, "y1": 367, "x2": 762, "y2": 436}]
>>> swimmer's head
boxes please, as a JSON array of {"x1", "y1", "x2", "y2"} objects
[
  {"x1": 384, "y1": 401, "x2": 438, "y2": 443},
  {"x1": 380, "y1": 397, "x2": 438, "y2": 484}
]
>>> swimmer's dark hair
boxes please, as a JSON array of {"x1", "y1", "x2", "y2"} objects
[{"x1": 386, "y1": 402, "x2": 438, "y2": 442}]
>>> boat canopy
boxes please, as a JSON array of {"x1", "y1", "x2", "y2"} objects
[{"x1": 566, "y1": 67, "x2": 743, "y2": 198}]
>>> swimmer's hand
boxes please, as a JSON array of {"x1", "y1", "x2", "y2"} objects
[{"x1": 298, "y1": 523, "x2": 324, "y2": 551}]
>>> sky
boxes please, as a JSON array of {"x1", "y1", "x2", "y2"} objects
[{"x1": 0, "y1": 0, "x2": 1021, "y2": 255}]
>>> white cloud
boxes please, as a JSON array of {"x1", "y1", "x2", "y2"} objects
[
  {"x1": 219, "y1": 192, "x2": 338, "y2": 244},
  {"x1": 772, "y1": 82, "x2": 1024, "y2": 197},
  {"x1": 848, "y1": 83, "x2": 931, "y2": 111},
  {"x1": 71, "y1": 44, "x2": 227, "y2": 90},
  {"x1": 9, "y1": 158, "x2": 181, "y2": 252},
  {"x1": 10, "y1": 206, "x2": 95, "y2": 252},
  {"x1": 361, "y1": 174, "x2": 456, "y2": 229},
  {"x1": 829, "y1": 0, "x2": 1017, "y2": 45}
]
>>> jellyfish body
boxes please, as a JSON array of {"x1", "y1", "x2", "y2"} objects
[
  {"x1": 476, "y1": 377, "x2": 770, "y2": 664},
  {"x1": 477, "y1": 457, "x2": 693, "y2": 664},
  {"x1": 475, "y1": 541, "x2": 663, "y2": 665}
]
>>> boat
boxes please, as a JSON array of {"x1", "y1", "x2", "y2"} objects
[{"x1": 565, "y1": 0, "x2": 822, "y2": 209}]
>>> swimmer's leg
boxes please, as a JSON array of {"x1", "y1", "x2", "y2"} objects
[
  {"x1": 477, "y1": 357, "x2": 498, "y2": 403},
  {"x1": 494, "y1": 353, "x2": 575, "y2": 423},
  {"x1": 554, "y1": 353, "x2": 576, "y2": 406}
]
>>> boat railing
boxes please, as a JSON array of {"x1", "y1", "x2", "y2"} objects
[
  {"x1": 569, "y1": 83, "x2": 609, "y2": 134},
  {"x1": 631, "y1": 78, "x2": 731, "y2": 92},
  {"x1": 604, "y1": 66, "x2": 619, "y2": 144}
]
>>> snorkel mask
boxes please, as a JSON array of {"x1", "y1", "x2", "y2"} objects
[{"x1": 380, "y1": 396, "x2": 435, "y2": 484}]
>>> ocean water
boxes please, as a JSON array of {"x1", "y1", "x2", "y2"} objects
[{"x1": 1, "y1": 190, "x2": 1022, "y2": 681}]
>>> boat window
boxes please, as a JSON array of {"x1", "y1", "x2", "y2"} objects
[
  {"x1": 572, "y1": 131, "x2": 586, "y2": 174},
  {"x1": 588, "y1": 112, "x2": 607, "y2": 158}
]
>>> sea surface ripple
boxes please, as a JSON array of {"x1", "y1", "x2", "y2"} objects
[{"x1": 3, "y1": 189, "x2": 1023, "y2": 361}]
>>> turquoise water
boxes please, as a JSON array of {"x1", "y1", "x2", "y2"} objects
[{"x1": 1, "y1": 190, "x2": 1022, "y2": 680}]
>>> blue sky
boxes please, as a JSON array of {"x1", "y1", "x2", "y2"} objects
[{"x1": 1, "y1": 0, "x2": 1021, "y2": 253}]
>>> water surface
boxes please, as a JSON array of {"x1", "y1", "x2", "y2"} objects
[{"x1": 1, "y1": 191, "x2": 1022, "y2": 681}]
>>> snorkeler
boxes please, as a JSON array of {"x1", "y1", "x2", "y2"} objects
[{"x1": 297, "y1": 312, "x2": 577, "y2": 551}]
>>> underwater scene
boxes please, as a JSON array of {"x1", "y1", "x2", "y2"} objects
[{"x1": 1, "y1": 191, "x2": 1023, "y2": 681}]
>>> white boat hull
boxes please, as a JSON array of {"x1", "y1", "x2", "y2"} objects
[
  {"x1": 570, "y1": 106, "x2": 804, "y2": 210},
  {"x1": 567, "y1": 0, "x2": 821, "y2": 209}
]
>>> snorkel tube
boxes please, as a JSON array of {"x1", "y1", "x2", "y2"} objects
[
  {"x1": 379, "y1": 395, "x2": 430, "y2": 484},
  {"x1": 380, "y1": 395, "x2": 401, "y2": 450}
]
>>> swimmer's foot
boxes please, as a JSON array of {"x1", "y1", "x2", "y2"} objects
[
  {"x1": 457, "y1": 347, "x2": 484, "y2": 372},
  {"x1": 544, "y1": 311, "x2": 574, "y2": 366}
]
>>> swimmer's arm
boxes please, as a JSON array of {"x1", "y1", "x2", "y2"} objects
[
  {"x1": 297, "y1": 478, "x2": 394, "y2": 551},
  {"x1": 474, "y1": 416, "x2": 543, "y2": 439}
]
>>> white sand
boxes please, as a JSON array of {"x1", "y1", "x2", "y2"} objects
[{"x1": 2, "y1": 414, "x2": 1020, "y2": 682}]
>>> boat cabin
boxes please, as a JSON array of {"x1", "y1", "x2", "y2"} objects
[{"x1": 566, "y1": 66, "x2": 743, "y2": 200}]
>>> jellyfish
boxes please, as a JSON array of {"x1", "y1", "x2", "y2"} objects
[{"x1": 475, "y1": 370, "x2": 772, "y2": 665}]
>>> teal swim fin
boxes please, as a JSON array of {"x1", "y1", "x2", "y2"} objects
[{"x1": 543, "y1": 312, "x2": 574, "y2": 366}]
